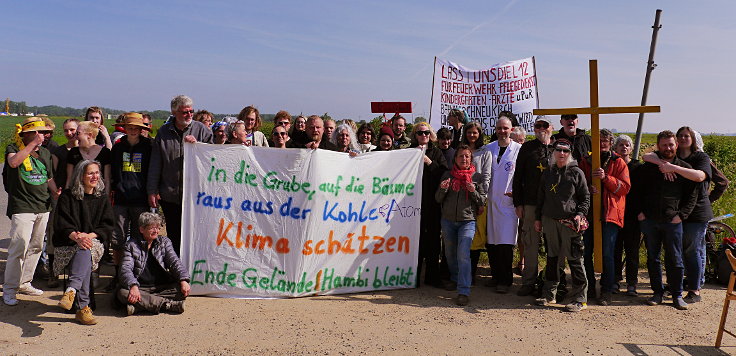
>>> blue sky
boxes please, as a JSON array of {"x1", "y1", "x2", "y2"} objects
[{"x1": 3, "y1": 0, "x2": 735, "y2": 133}]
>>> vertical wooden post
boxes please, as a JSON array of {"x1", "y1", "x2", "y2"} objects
[{"x1": 589, "y1": 60, "x2": 603, "y2": 273}]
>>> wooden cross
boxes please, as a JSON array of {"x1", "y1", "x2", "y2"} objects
[{"x1": 534, "y1": 60, "x2": 660, "y2": 272}]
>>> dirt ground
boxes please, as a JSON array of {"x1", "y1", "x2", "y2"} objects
[{"x1": 1, "y1": 196, "x2": 736, "y2": 355}]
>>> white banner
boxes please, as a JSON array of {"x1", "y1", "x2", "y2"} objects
[
  {"x1": 430, "y1": 56, "x2": 539, "y2": 135},
  {"x1": 181, "y1": 144, "x2": 423, "y2": 298}
]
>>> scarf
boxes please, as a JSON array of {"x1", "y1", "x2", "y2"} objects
[{"x1": 450, "y1": 164, "x2": 476, "y2": 198}]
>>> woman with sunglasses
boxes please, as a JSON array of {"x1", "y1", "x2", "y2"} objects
[
  {"x1": 534, "y1": 139, "x2": 590, "y2": 313},
  {"x1": 460, "y1": 121, "x2": 492, "y2": 285},
  {"x1": 271, "y1": 125, "x2": 289, "y2": 149},
  {"x1": 410, "y1": 122, "x2": 448, "y2": 288}
]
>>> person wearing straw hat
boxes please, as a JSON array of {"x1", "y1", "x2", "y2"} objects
[
  {"x1": 108, "y1": 113, "x2": 153, "y2": 291},
  {"x1": 3, "y1": 117, "x2": 59, "y2": 306}
]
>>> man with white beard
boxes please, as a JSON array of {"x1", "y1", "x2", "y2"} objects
[
  {"x1": 552, "y1": 114, "x2": 592, "y2": 162},
  {"x1": 511, "y1": 116, "x2": 554, "y2": 296},
  {"x1": 483, "y1": 117, "x2": 522, "y2": 294}
]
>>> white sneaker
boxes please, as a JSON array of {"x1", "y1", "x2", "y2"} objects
[
  {"x1": 17, "y1": 283, "x2": 44, "y2": 296},
  {"x1": 3, "y1": 291, "x2": 18, "y2": 306}
]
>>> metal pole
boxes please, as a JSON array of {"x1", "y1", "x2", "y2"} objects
[{"x1": 632, "y1": 9, "x2": 662, "y2": 160}]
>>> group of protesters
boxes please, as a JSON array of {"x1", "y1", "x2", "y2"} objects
[
  {"x1": 2, "y1": 94, "x2": 730, "y2": 325},
  {"x1": 432, "y1": 109, "x2": 728, "y2": 312}
]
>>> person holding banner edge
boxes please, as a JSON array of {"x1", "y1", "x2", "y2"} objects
[
  {"x1": 436, "y1": 145, "x2": 486, "y2": 306},
  {"x1": 411, "y1": 122, "x2": 448, "y2": 288},
  {"x1": 147, "y1": 95, "x2": 213, "y2": 256}
]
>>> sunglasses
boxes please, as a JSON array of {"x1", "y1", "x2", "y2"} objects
[
  {"x1": 555, "y1": 148, "x2": 571, "y2": 153},
  {"x1": 181, "y1": 110, "x2": 195, "y2": 114},
  {"x1": 277, "y1": 121, "x2": 290, "y2": 126},
  {"x1": 39, "y1": 130, "x2": 53, "y2": 135},
  {"x1": 272, "y1": 131, "x2": 288, "y2": 137},
  {"x1": 415, "y1": 130, "x2": 431, "y2": 136},
  {"x1": 534, "y1": 122, "x2": 549, "y2": 129}
]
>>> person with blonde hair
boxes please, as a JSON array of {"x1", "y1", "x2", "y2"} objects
[
  {"x1": 66, "y1": 121, "x2": 112, "y2": 196},
  {"x1": 411, "y1": 122, "x2": 448, "y2": 288},
  {"x1": 84, "y1": 106, "x2": 113, "y2": 149}
]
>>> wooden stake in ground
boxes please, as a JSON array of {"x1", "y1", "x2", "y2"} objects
[{"x1": 534, "y1": 60, "x2": 660, "y2": 273}]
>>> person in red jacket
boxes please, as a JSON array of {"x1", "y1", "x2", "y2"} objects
[{"x1": 579, "y1": 129, "x2": 630, "y2": 306}]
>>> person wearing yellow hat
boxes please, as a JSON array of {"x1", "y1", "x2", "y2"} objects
[
  {"x1": 3, "y1": 117, "x2": 59, "y2": 306},
  {"x1": 108, "y1": 113, "x2": 153, "y2": 291}
]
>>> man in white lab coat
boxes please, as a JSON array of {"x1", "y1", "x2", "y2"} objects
[{"x1": 484, "y1": 117, "x2": 522, "y2": 294}]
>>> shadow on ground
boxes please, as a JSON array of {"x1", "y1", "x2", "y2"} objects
[{"x1": 620, "y1": 343, "x2": 732, "y2": 355}]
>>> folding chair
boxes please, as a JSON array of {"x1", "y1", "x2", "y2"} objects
[{"x1": 715, "y1": 249, "x2": 736, "y2": 347}]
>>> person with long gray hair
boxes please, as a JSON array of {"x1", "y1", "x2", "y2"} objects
[
  {"x1": 53, "y1": 160, "x2": 114, "y2": 325},
  {"x1": 331, "y1": 123, "x2": 360, "y2": 154},
  {"x1": 117, "y1": 212, "x2": 190, "y2": 316}
]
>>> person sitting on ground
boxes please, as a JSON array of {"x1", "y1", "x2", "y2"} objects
[
  {"x1": 117, "y1": 212, "x2": 190, "y2": 315},
  {"x1": 374, "y1": 126, "x2": 394, "y2": 152},
  {"x1": 356, "y1": 123, "x2": 377, "y2": 153},
  {"x1": 54, "y1": 160, "x2": 114, "y2": 325},
  {"x1": 331, "y1": 123, "x2": 360, "y2": 155},
  {"x1": 436, "y1": 145, "x2": 486, "y2": 306},
  {"x1": 271, "y1": 125, "x2": 289, "y2": 149}
]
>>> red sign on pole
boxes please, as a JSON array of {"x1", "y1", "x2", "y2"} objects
[{"x1": 370, "y1": 102, "x2": 412, "y2": 114}]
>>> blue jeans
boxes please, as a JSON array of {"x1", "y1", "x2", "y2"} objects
[
  {"x1": 682, "y1": 222, "x2": 708, "y2": 291},
  {"x1": 441, "y1": 219, "x2": 476, "y2": 296},
  {"x1": 640, "y1": 219, "x2": 684, "y2": 296},
  {"x1": 583, "y1": 222, "x2": 620, "y2": 294}
]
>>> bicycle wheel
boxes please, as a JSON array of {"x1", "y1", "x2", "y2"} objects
[{"x1": 708, "y1": 221, "x2": 736, "y2": 249}]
